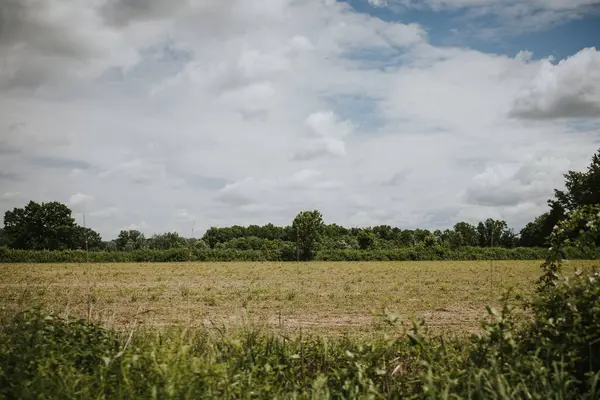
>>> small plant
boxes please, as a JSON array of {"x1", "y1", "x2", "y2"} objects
[
  {"x1": 180, "y1": 286, "x2": 191, "y2": 298},
  {"x1": 202, "y1": 294, "x2": 217, "y2": 306},
  {"x1": 284, "y1": 289, "x2": 297, "y2": 301}
]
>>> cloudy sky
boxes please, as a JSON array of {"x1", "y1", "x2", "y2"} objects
[{"x1": 1, "y1": 0, "x2": 599, "y2": 239}]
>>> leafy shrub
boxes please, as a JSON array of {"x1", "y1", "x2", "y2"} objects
[
  {"x1": 317, "y1": 235, "x2": 359, "y2": 250},
  {"x1": 524, "y1": 269, "x2": 600, "y2": 387},
  {"x1": 0, "y1": 245, "x2": 591, "y2": 263},
  {"x1": 0, "y1": 308, "x2": 120, "y2": 399},
  {"x1": 316, "y1": 246, "x2": 551, "y2": 261},
  {"x1": 0, "y1": 247, "x2": 296, "y2": 263}
]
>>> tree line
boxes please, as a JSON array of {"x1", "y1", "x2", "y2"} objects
[
  {"x1": 2, "y1": 149, "x2": 599, "y2": 260},
  {"x1": 0, "y1": 206, "x2": 530, "y2": 257}
]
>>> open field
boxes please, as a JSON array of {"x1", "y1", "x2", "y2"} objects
[{"x1": 0, "y1": 260, "x2": 596, "y2": 335}]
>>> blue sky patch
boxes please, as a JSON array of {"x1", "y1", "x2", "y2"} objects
[
  {"x1": 324, "y1": 94, "x2": 385, "y2": 132},
  {"x1": 342, "y1": 0, "x2": 600, "y2": 60}
]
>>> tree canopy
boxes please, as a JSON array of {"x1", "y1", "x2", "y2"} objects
[
  {"x1": 553, "y1": 150, "x2": 600, "y2": 213},
  {"x1": 520, "y1": 148, "x2": 600, "y2": 247},
  {"x1": 4, "y1": 201, "x2": 74, "y2": 250},
  {"x1": 2, "y1": 201, "x2": 105, "y2": 251},
  {"x1": 292, "y1": 210, "x2": 324, "y2": 260}
]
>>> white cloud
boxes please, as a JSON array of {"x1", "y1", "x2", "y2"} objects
[
  {"x1": 218, "y1": 81, "x2": 277, "y2": 116},
  {"x1": 510, "y1": 47, "x2": 600, "y2": 120},
  {"x1": 289, "y1": 35, "x2": 315, "y2": 52},
  {"x1": 515, "y1": 50, "x2": 534, "y2": 63},
  {"x1": 305, "y1": 111, "x2": 354, "y2": 138},
  {"x1": 0, "y1": 0, "x2": 597, "y2": 239},
  {"x1": 464, "y1": 156, "x2": 571, "y2": 207},
  {"x1": 89, "y1": 206, "x2": 119, "y2": 218},
  {"x1": 174, "y1": 209, "x2": 194, "y2": 221},
  {"x1": 98, "y1": 159, "x2": 169, "y2": 184},
  {"x1": 368, "y1": 0, "x2": 389, "y2": 7},
  {"x1": 296, "y1": 111, "x2": 355, "y2": 159},
  {"x1": 122, "y1": 221, "x2": 149, "y2": 233},
  {"x1": 0, "y1": 192, "x2": 23, "y2": 201},
  {"x1": 214, "y1": 169, "x2": 345, "y2": 222},
  {"x1": 288, "y1": 169, "x2": 322, "y2": 185},
  {"x1": 0, "y1": 0, "x2": 145, "y2": 90},
  {"x1": 69, "y1": 192, "x2": 94, "y2": 210}
]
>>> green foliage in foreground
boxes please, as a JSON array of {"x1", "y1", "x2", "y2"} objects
[
  {"x1": 2, "y1": 267, "x2": 600, "y2": 399},
  {"x1": 1, "y1": 244, "x2": 596, "y2": 263}
]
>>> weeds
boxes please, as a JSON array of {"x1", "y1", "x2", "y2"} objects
[{"x1": 202, "y1": 294, "x2": 217, "y2": 307}]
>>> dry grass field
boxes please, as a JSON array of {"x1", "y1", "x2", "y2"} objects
[{"x1": 0, "y1": 260, "x2": 595, "y2": 336}]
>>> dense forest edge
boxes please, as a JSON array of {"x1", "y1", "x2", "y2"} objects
[{"x1": 2, "y1": 148, "x2": 599, "y2": 263}]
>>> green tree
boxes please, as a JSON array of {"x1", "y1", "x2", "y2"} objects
[
  {"x1": 499, "y1": 228, "x2": 518, "y2": 248},
  {"x1": 292, "y1": 210, "x2": 324, "y2": 261},
  {"x1": 371, "y1": 225, "x2": 395, "y2": 241},
  {"x1": 452, "y1": 222, "x2": 478, "y2": 246},
  {"x1": 520, "y1": 216, "x2": 545, "y2": 247},
  {"x1": 432, "y1": 229, "x2": 454, "y2": 246},
  {"x1": 398, "y1": 230, "x2": 415, "y2": 246},
  {"x1": 201, "y1": 227, "x2": 241, "y2": 248},
  {"x1": 476, "y1": 218, "x2": 508, "y2": 247},
  {"x1": 148, "y1": 232, "x2": 187, "y2": 250},
  {"x1": 0, "y1": 228, "x2": 9, "y2": 247},
  {"x1": 72, "y1": 226, "x2": 103, "y2": 251},
  {"x1": 257, "y1": 223, "x2": 286, "y2": 240},
  {"x1": 115, "y1": 229, "x2": 146, "y2": 251},
  {"x1": 518, "y1": 210, "x2": 564, "y2": 247},
  {"x1": 322, "y1": 223, "x2": 350, "y2": 238},
  {"x1": 3, "y1": 201, "x2": 77, "y2": 250},
  {"x1": 552, "y1": 149, "x2": 600, "y2": 213},
  {"x1": 548, "y1": 149, "x2": 600, "y2": 245},
  {"x1": 412, "y1": 229, "x2": 431, "y2": 244},
  {"x1": 423, "y1": 233, "x2": 437, "y2": 247},
  {"x1": 520, "y1": 150, "x2": 599, "y2": 247},
  {"x1": 448, "y1": 231, "x2": 464, "y2": 250},
  {"x1": 357, "y1": 230, "x2": 376, "y2": 250},
  {"x1": 319, "y1": 235, "x2": 358, "y2": 250},
  {"x1": 220, "y1": 236, "x2": 267, "y2": 251},
  {"x1": 186, "y1": 238, "x2": 209, "y2": 250}
]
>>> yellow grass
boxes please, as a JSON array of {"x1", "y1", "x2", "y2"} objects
[{"x1": 0, "y1": 260, "x2": 595, "y2": 335}]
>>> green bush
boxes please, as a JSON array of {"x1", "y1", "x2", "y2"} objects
[
  {"x1": 315, "y1": 246, "x2": 551, "y2": 261},
  {"x1": 0, "y1": 246, "x2": 299, "y2": 263},
  {"x1": 0, "y1": 308, "x2": 120, "y2": 399},
  {"x1": 0, "y1": 245, "x2": 593, "y2": 263},
  {"x1": 523, "y1": 269, "x2": 600, "y2": 387}
]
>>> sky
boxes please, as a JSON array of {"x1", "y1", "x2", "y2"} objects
[{"x1": 1, "y1": 0, "x2": 599, "y2": 239}]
